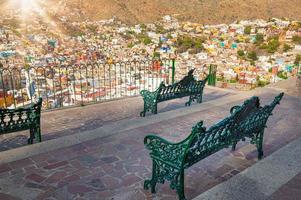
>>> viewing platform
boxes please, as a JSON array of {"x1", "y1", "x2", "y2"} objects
[{"x1": 0, "y1": 79, "x2": 300, "y2": 200}]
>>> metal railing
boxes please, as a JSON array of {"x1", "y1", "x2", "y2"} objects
[{"x1": 0, "y1": 59, "x2": 175, "y2": 110}]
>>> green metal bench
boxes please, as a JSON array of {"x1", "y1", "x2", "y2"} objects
[
  {"x1": 140, "y1": 69, "x2": 208, "y2": 117},
  {"x1": 0, "y1": 98, "x2": 43, "y2": 144},
  {"x1": 143, "y1": 93, "x2": 284, "y2": 200}
]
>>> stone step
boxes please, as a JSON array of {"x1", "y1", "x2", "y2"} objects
[
  {"x1": 0, "y1": 88, "x2": 252, "y2": 164},
  {"x1": 193, "y1": 136, "x2": 301, "y2": 200}
]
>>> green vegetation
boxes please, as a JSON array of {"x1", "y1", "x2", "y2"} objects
[
  {"x1": 127, "y1": 43, "x2": 134, "y2": 48},
  {"x1": 292, "y1": 35, "x2": 301, "y2": 44},
  {"x1": 136, "y1": 33, "x2": 152, "y2": 45},
  {"x1": 166, "y1": 34, "x2": 173, "y2": 39},
  {"x1": 155, "y1": 24, "x2": 168, "y2": 34},
  {"x1": 294, "y1": 54, "x2": 301, "y2": 65},
  {"x1": 266, "y1": 36, "x2": 280, "y2": 53},
  {"x1": 277, "y1": 71, "x2": 288, "y2": 79},
  {"x1": 153, "y1": 52, "x2": 160, "y2": 58},
  {"x1": 259, "y1": 36, "x2": 280, "y2": 53},
  {"x1": 255, "y1": 33, "x2": 264, "y2": 45},
  {"x1": 237, "y1": 49, "x2": 245, "y2": 57},
  {"x1": 247, "y1": 51, "x2": 258, "y2": 61},
  {"x1": 283, "y1": 43, "x2": 293, "y2": 52},
  {"x1": 86, "y1": 25, "x2": 98, "y2": 34},
  {"x1": 11, "y1": 29, "x2": 21, "y2": 38},
  {"x1": 244, "y1": 26, "x2": 251, "y2": 35},
  {"x1": 256, "y1": 75, "x2": 269, "y2": 87},
  {"x1": 176, "y1": 35, "x2": 204, "y2": 54},
  {"x1": 126, "y1": 30, "x2": 135, "y2": 35},
  {"x1": 140, "y1": 23, "x2": 147, "y2": 30},
  {"x1": 268, "y1": 68, "x2": 273, "y2": 73},
  {"x1": 257, "y1": 80, "x2": 269, "y2": 87}
]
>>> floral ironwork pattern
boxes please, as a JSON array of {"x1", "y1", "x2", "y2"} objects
[
  {"x1": 143, "y1": 93, "x2": 284, "y2": 200},
  {"x1": 140, "y1": 69, "x2": 208, "y2": 116},
  {"x1": 0, "y1": 98, "x2": 42, "y2": 144}
]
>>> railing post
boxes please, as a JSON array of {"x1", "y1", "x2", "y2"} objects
[
  {"x1": 208, "y1": 64, "x2": 217, "y2": 86},
  {"x1": 172, "y1": 58, "x2": 176, "y2": 84}
]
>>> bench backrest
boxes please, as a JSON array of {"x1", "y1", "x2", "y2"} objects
[
  {"x1": 234, "y1": 93, "x2": 284, "y2": 136},
  {"x1": 0, "y1": 98, "x2": 42, "y2": 134},
  {"x1": 184, "y1": 94, "x2": 283, "y2": 168},
  {"x1": 156, "y1": 69, "x2": 208, "y2": 101}
]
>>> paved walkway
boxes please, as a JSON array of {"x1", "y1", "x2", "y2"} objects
[
  {"x1": 268, "y1": 172, "x2": 301, "y2": 200},
  {"x1": 193, "y1": 136, "x2": 301, "y2": 200},
  {"x1": 0, "y1": 87, "x2": 233, "y2": 152},
  {"x1": 0, "y1": 86, "x2": 300, "y2": 200}
]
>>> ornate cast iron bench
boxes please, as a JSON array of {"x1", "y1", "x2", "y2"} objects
[
  {"x1": 140, "y1": 69, "x2": 208, "y2": 117},
  {"x1": 143, "y1": 93, "x2": 284, "y2": 200},
  {"x1": 0, "y1": 98, "x2": 43, "y2": 144}
]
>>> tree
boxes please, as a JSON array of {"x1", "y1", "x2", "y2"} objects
[
  {"x1": 292, "y1": 35, "x2": 301, "y2": 44},
  {"x1": 127, "y1": 43, "x2": 134, "y2": 48},
  {"x1": 153, "y1": 52, "x2": 160, "y2": 58},
  {"x1": 266, "y1": 37, "x2": 280, "y2": 53},
  {"x1": 143, "y1": 37, "x2": 152, "y2": 45},
  {"x1": 176, "y1": 35, "x2": 204, "y2": 53},
  {"x1": 247, "y1": 51, "x2": 258, "y2": 61},
  {"x1": 283, "y1": 43, "x2": 292, "y2": 52},
  {"x1": 137, "y1": 34, "x2": 152, "y2": 45},
  {"x1": 237, "y1": 49, "x2": 245, "y2": 57},
  {"x1": 295, "y1": 54, "x2": 301, "y2": 65},
  {"x1": 255, "y1": 33, "x2": 264, "y2": 45},
  {"x1": 140, "y1": 23, "x2": 147, "y2": 30},
  {"x1": 277, "y1": 71, "x2": 288, "y2": 79},
  {"x1": 244, "y1": 26, "x2": 251, "y2": 35}
]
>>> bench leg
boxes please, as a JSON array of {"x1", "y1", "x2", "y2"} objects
[
  {"x1": 185, "y1": 96, "x2": 193, "y2": 106},
  {"x1": 35, "y1": 127, "x2": 42, "y2": 143},
  {"x1": 140, "y1": 111, "x2": 146, "y2": 117},
  {"x1": 232, "y1": 141, "x2": 237, "y2": 151},
  {"x1": 28, "y1": 128, "x2": 35, "y2": 144},
  {"x1": 144, "y1": 161, "x2": 158, "y2": 193},
  {"x1": 197, "y1": 94, "x2": 203, "y2": 104},
  {"x1": 256, "y1": 131, "x2": 264, "y2": 160},
  {"x1": 152, "y1": 104, "x2": 158, "y2": 115},
  {"x1": 176, "y1": 169, "x2": 187, "y2": 200}
]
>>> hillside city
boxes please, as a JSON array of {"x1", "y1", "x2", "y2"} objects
[{"x1": 0, "y1": 2, "x2": 301, "y2": 109}]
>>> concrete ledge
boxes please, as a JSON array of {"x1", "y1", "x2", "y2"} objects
[
  {"x1": 193, "y1": 137, "x2": 301, "y2": 200},
  {"x1": 0, "y1": 91, "x2": 254, "y2": 164}
]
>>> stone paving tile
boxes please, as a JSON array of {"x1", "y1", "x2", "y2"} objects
[
  {"x1": 0, "y1": 91, "x2": 300, "y2": 200},
  {"x1": 0, "y1": 89, "x2": 232, "y2": 152},
  {"x1": 268, "y1": 172, "x2": 301, "y2": 200}
]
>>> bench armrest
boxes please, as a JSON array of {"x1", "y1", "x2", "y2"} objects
[
  {"x1": 140, "y1": 90, "x2": 158, "y2": 102},
  {"x1": 144, "y1": 134, "x2": 191, "y2": 167},
  {"x1": 230, "y1": 105, "x2": 241, "y2": 114}
]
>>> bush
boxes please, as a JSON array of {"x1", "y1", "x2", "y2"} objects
[
  {"x1": 136, "y1": 34, "x2": 152, "y2": 45},
  {"x1": 176, "y1": 35, "x2": 204, "y2": 53},
  {"x1": 153, "y1": 52, "x2": 160, "y2": 58},
  {"x1": 247, "y1": 51, "x2": 258, "y2": 61},
  {"x1": 255, "y1": 33, "x2": 264, "y2": 45},
  {"x1": 294, "y1": 54, "x2": 301, "y2": 65},
  {"x1": 277, "y1": 71, "x2": 288, "y2": 79},
  {"x1": 237, "y1": 49, "x2": 245, "y2": 57},
  {"x1": 283, "y1": 43, "x2": 292, "y2": 52},
  {"x1": 266, "y1": 38, "x2": 280, "y2": 53},
  {"x1": 127, "y1": 43, "x2": 134, "y2": 48},
  {"x1": 292, "y1": 35, "x2": 301, "y2": 44},
  {"x1": 244, "y1": 26, "x2": 251, "y2": 34}
]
